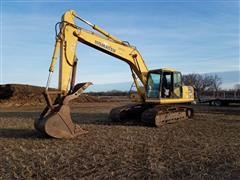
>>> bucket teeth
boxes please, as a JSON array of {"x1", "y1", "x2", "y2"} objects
[
  {"x1": 35, "y1": 104, "x2": 87, "y2": 139},
  {"x1": 35, "y1": 82, "x2": 92, "y2": 139}
]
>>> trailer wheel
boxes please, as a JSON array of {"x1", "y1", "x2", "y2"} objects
[
  {"x1": 209, "y1": 101, "x2": 214, "y2": 106},
  {"x1": 214, "y1": 100, "x2": 222, "y2": 106}
]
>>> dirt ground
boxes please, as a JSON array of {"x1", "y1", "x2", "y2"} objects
[{"x1": 0, "y1": 101, "x2": 239, "y2": 179}]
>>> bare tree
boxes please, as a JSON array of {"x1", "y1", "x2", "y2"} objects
[
  {"x1": 210, "y1": 75, "x2": 222, "y2": 92},
  {"x1": 183, "y1": 73, "x2": 203, "y2": 99},
  {"x1": 182, "y1": 73, "x2": 201, "y2": 89},
  {"x1": 234, "y1": 84, "x2": 240, "y2": 90},
  {"x1": 182, "y1": 73, "x2": 222, "y2": 98}
]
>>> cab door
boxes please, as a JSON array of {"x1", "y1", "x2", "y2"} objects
[
  {"x1": 146, "y1": 72, "x2": 161, "y2": 98},
  {"x1": 161, "y1": 71, "x2": 182, "y2": 99},
  {"x1": 173, "y1": 72, "x2": 183, "y2": 98}
]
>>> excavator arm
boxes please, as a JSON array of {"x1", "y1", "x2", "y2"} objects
[
  {"x1": 35, "y1": 10, "x2": 149, "y2": 138},
  {"x1": 48, "y1": 10, "x2": 148, "y2": 100},
  {"x1": 35, "y1": 10, "x2": 194, "y2": 139}
]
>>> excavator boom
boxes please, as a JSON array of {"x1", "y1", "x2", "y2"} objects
[
  {"x1": 35, "y1": 10, "x2": 194, "y2": 139},
  {"x1": 50, "y1": 10, "x2": 148, "y2": 98}
]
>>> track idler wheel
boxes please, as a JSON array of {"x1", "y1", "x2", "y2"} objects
[{"x1": 109, "y1": 103, "x2": 150, "y2": 122}]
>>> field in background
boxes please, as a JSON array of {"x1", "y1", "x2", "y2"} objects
[{"x1": 0, "y1": 84, "x2": 239, "y2": 179}]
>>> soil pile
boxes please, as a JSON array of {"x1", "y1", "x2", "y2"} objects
[
  {"x1": 0, "y1": 84, "x2": 100, "y2": 107},
  {"x1": 0, "y1": 84, "x2": 45, "y2": 107}
]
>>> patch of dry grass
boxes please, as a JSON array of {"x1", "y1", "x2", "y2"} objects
[{"x1": 0, "y1": 104, "x2": 240, "y2": 179}]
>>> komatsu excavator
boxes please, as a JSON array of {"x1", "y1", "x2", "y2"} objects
[{"x1": 35, "y1": 10, "x2": 194, "y2": 138}]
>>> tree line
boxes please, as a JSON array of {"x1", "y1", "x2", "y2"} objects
[
  {"x1": 182, "y1": 73, "x2": 223, "y2": 96},
  {"x1": 182, "y1": 73, "x2": 239, "y2": 98}
]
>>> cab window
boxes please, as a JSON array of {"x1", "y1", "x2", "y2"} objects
[
  {"x1": 173, "y1": 72, "x2": 182, "y2": 98},
  {"x1": 162, "y1": 72, "x2": 172, "y2": 98},
  {"x1": 147, "y1": 73, "x2": 161, "y2": 98}
]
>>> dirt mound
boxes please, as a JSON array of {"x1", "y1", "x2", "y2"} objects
[
  {"x1": 0, "y1": 84, "x2": 100, "y2": 107},
  {"x1": 0, "y1": 84, "x2": 45, "y2": 107}
]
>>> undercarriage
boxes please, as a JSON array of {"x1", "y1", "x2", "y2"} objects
[{"x1": 110, "y1": 103, "x2": 193, "y2": 127}]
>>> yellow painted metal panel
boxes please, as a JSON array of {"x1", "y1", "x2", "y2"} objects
[
  {"x1": 59, "y1": 11, "x2": 79, "y2": 93},
  {"x1": 74, "y1": 29, "x2": 148, "y2": 84},
  {"x1": 145, "y1": 85, "x2": 194, "y2": 104}
]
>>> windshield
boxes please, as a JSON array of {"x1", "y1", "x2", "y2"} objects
[{"x1": 147, "y1": 73, "x2": 161, "y2": 98}]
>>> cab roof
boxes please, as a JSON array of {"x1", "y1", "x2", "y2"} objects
[{"x1": 148, "y1": 68, "x2": 178, "y2": 73}]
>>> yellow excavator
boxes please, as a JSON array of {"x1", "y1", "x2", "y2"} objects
[{"x1": 34, "y1": 10, "x2": 194, "y2": 139}]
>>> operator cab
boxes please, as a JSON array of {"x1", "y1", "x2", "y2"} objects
[{"x1": 146, "y1": 69, "x2": 183, "y2": 99}]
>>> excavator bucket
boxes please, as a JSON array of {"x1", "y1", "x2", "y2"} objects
[{"x1": 34, "y1": 82, "x2": 92, "y2": 139}]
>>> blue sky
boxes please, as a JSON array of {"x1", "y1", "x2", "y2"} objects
[{"x1": 1, "y1": 1, "x2": 239, "y2": 88}]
